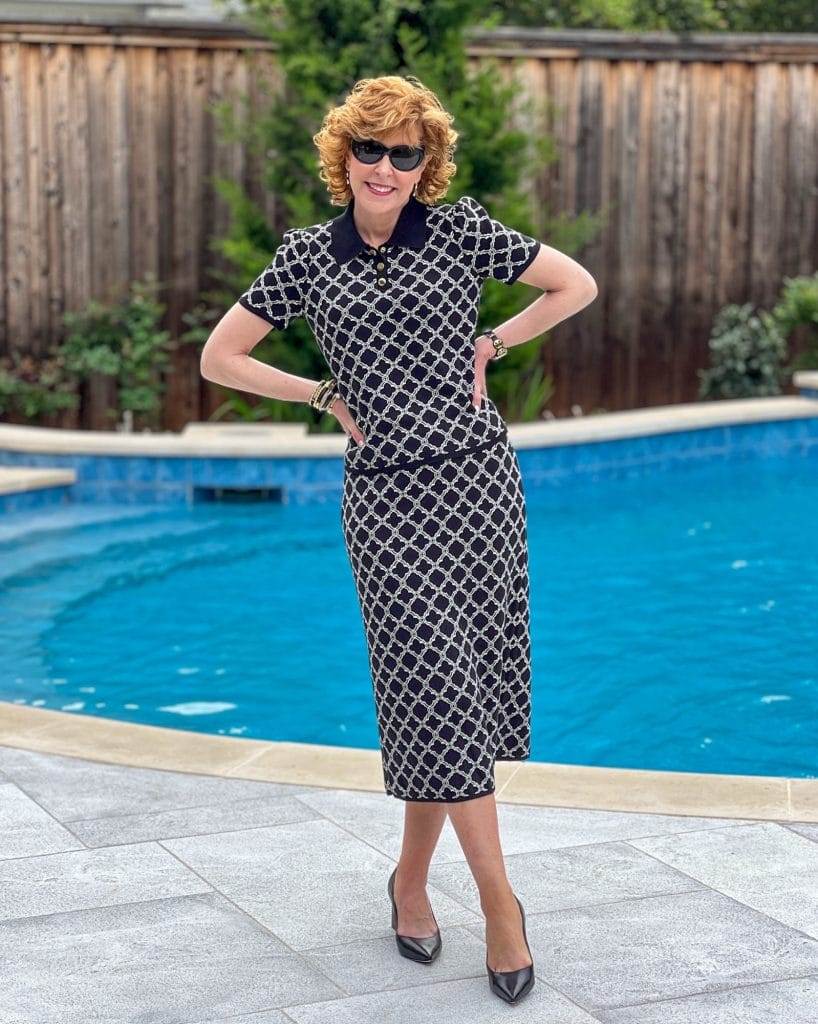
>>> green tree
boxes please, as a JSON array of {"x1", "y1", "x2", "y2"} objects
[
  {"x1": 488, "y1": 0, "x2": 817, "y2": 31},
  {"x1": 207, "y1": 0, "x2": 601, "y2": 428}
]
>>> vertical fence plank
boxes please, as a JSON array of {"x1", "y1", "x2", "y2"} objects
[
  {"x1": 154, "y1": 44, "x2": 172, "y2": 332},
  {"x1": 203, "y1": 46, "x2": 249, "y2": 419},
  {"x1": 128, "y1": 45, "x2": 160, "y2": 282},
  {"x1": 185, "y1": 45, "x2": 211, "y2": 430},
  {"x1": 680, "y1": 61, "x2": 716, "y2": 404},
  {"x1": 611, "y1": 59, "x2": 644, "y2": 410},
  {"x1": 718, "y1": 62, "x2": 748, "y2": 310},
  {"x1": 0, "y1": 44, "x2": 4, "y2": 342},
  {"x1": 164, "y1": 47, "x2": 199, "y2": 431},
  {"x1": 2, "y1": 42, "x2": 31, "y2": 353},
  {"x1": 62, "y1": 43, "x2": 91, "y2": 330},
  {"x1": 642, "y1": 59, "x2": 682, "y2": 408},
  {"x1": 577, "y1": 58, "x2": 610, "y2": 415},
  {"x1": 544, "y1": 56, "x2": 580, "y2": 415},
  {"x1": 812, "y1": 69, "x2": 818, "y2": 283},
  {"x1": 26, "y1": 45, "x2": 48, "y2": 352},
  {"x1": 86, "y1": 45, "x2": 113, "y2": 304},
  {"x1": 43, "y1": 43, "x2": 71, "y2": 348},
  {"x1": 83, "y1": 43, "x2": 117, "y2": 426},
  {"x1": 752, "y1": 62, "x2": 787, "y2": 307},
  {"x1": 110, "y1": 45, "x2": 130, "y2": 306},
  {"x1": 786, "y1": 63, "x2": 818, "y2": 278}
]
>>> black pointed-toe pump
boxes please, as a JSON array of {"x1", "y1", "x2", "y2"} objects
[
  {"x1": 486, "y1": 893, "x2": 535, "y2": 1003},
  {"x1": 387, "y1": 866, "x2": 442, "y2": 964}
]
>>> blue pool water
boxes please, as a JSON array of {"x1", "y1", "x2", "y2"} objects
[{"x1": 1, "y1": 447, "x2": 817, "y2": 778}]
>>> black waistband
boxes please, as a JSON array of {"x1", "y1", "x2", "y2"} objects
[{"x1": 345, "y1": 426, "x2": 508, "y2": 479}]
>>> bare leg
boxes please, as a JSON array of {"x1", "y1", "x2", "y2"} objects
[
  {"x1": 392, "y1": 800, "x2": 448, "y2": 938},
  {"x1": 446, "y1": 792, "x2": 531, "y2": 972}
]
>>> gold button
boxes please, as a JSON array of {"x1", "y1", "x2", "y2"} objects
[
  {"x1": 376, "y1": 261, "x2": 385, "y2": 270},
  {"x1": 377, "y1": 277, "x2": 386, "y2": 286}
]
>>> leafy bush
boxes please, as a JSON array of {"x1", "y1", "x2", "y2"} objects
[
  {"x1": 771, "y1": 272, "x2": 818, "y2": 372},
  {"x1": 60, "y1": 277, "x2": 175, "y2": 430},
  {"x1": 0, "y1": 351, "x2": 79, "y2": 422},
  {"x1": 697, "y1": 303, "x2": 788, "y2": 400}
]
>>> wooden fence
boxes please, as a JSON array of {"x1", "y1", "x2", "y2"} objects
[{"x1": 1, "y1": 20, "x2": 817, "y2": 425}]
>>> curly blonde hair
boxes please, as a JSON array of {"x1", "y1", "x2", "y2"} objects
[{"x1": 313, "y1": 75, "x2": 458, "y2": 206}]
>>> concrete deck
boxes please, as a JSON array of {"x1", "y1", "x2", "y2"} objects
[{"x1": 3, "y1": 733, "x2": 818, "y2": 1022}]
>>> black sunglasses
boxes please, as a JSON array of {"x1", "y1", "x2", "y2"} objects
[{"x1": 350, "y1": 138, "x2": 425, "y2": 172}]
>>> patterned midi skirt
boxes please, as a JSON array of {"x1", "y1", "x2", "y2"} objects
[{"x1": 341, "y1": 427, "x2": 532, "y2": 802}]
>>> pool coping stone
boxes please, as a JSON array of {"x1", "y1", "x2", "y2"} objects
[{"x1": 1, "y1": 702, "x2": 812, "y2": 823}]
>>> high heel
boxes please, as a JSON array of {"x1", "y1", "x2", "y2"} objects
[
  {"x1": 485, "y1": 892, "x2": 535, "y2": 1003},
  {"x1": 387, "y1": 866, "x2": 442, "y2": 964}
]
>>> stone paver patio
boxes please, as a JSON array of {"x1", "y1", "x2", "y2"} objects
[{"x1": 3, "y1": 742, "x2": 818, "y2": 1023}]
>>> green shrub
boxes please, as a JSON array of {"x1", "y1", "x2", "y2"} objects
[
  {"x1": 697, "y1": 303, "x2": 788, "y2": 400},
  {"x1": 772, "y1": 272, "x2": 818, "y2": 372},
  {"x1": 0, "y1": 351, "x2": 79, "y2": 421},
  {"x1": 60, "y1": 276, "x2": 175, "y2": 430}
]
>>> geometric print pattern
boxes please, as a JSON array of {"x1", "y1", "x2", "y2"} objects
[
  {"x1": 238, "y1": 194, "x2": 540, "y2": 478},
  {"x1": 341, "y1": 431, "x2": 532, "y2": 801},
  {"x1": 238, "y1": 192, "x2": 540, "y2": 801}
]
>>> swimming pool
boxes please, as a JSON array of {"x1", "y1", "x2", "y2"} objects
[{"x1": 2, "y1": 411, "x2": 816, "y2": 779}]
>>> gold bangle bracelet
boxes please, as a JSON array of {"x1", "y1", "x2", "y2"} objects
[
  {"x1": 482, "y1": 327, "x2": 508, "y2": 360},
  {"x1": 309, "y1": 377, "x2": 340, "y2": 412}
]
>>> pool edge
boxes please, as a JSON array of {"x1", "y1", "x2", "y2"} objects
[{"x1": 0, "y1": 702, "x2": 807, "y2": 823}]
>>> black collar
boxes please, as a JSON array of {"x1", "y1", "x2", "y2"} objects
[{"x1": 328, "y1": 192, "x2": 429, "y2": 263}]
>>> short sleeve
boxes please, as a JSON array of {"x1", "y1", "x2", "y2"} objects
[
  {"x1": 237, "y1": 228, "x2": 307, "y2": 330},
  {"x1": 457, "y1": 194, "x2": 540, "y2": 285}
]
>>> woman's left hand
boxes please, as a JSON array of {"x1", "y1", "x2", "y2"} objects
[{"x1": 472, "y1": 334, "x2": 495, "y2": 409}]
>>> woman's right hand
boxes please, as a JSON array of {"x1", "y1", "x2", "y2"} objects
[{"x1": 329, "y1": 397, "x2": 366, "y2": 446}]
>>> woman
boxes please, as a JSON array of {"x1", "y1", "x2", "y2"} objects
[{"x1": 201, "y1": 74, "x2": 597, "y2": 1005}]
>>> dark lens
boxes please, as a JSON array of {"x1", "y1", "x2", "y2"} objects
[
  {"x1": 390, "y1": 146, "x2": 424, "y2": 171},
  {"x1": 352, "y1": 139, "x2": 386, "y2": 164}
]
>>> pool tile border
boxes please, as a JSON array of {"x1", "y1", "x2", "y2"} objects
[
  {"x1": 3, "y1": 394, "x2": 818, "y2": 509},
  {"x1": 1, "y1": 702, "x2": 810, "y2": 822}
]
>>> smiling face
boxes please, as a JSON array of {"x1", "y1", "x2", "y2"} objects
[{"x1": 345, "y1": 127, "x2": 429, "y2": 211}]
